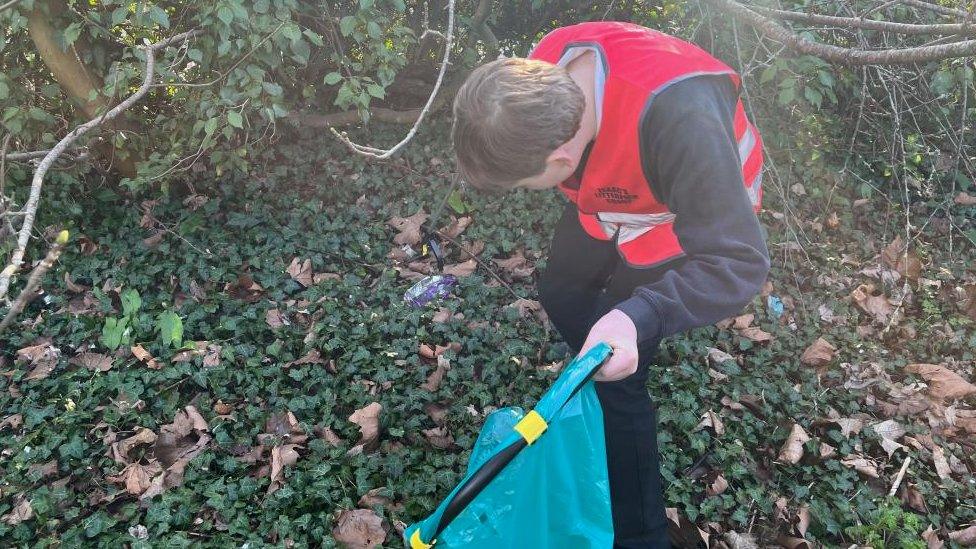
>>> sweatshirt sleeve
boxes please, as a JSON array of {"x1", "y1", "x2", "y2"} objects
[{"x1": 614, "y1": 75, "x2": 770, "y2": 346}]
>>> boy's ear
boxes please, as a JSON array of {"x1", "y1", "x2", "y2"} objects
[{"x1": 545, "y1": 144, "x2": 576, "y2": 169}]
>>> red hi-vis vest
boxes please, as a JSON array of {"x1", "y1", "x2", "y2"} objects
[{"x1": 529, "y1": 22, "x2": 763, "y2": 268}]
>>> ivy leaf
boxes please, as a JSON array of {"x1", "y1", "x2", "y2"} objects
[
  {"x1": 217, "y1": 6, "x2": 234, "y2": 25},
  {"x1": 149, "y1": 6, "x2": 170, "y2": 29},
  {"x1": 157, "y1": 311, "x2": 184, "y2": 348},
  {"x1": 366, "y1": 83, "x2": 385, "y2": 99},
  {"x1": 100, "y1": 317, "x2": 129, "y2": 351},
  {"x1": 227, "y1": 111, "x2": 243, "y2": 128},
  {"x1": 120, "y1": 288, "x2": 142, "y2": 317},
  {"x1": 339, "y1": 16, "x2": 357, "y2": 37},
  {"x1": 324, "y1": 72, "x2": 343, "y2": 86}
]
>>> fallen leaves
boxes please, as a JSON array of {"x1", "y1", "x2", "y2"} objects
[
  {"x1": 224, "y1": 273, "x2": 265, "y2": 302},
  {"x1": 870, "y1": 419, "x2": 906, "y2": 457},
  {"x1": 841, "y1": 455, "x2": 879, "y2": 478},
  {"x1": 1, "y1": 494, "x2": 33, "y2": 525},
  {"x1": 348, "y1": 402, "x2": 382, "y2": 455},
  {"x1": 493, "y1": 249, "x2": 535, "y2": 280},
  {"x1": 954, "y1": 191, "x2": 976, "y2": 205},
  {"x1": 881, "y1": 235, "x2": 922, "y2": 280},
  {"x1": 286, "y1": 257, "x2": 313, "y2": 287},
  {"x1": 16, "y1": 343, "x2": 61, "y2": 380},
  {"x1": 932, "y1": 444, "x2": 952, "y2": 481},
  {"x1": 105, "y1": 406, "x2": 211, "y2": 501},
  {"x1": 69, "y1": 352, "x2": 113, "y2": 372},
  {"x1": 442, "y1": 258, "x2": 476, "y2": 277},
  {"x1": 387, "y1": 210, "x2": 428, "y2": 246},
  {"x1": 800, "y1": 337, "x2": 836, "y2": 367},
  {"x1": 949, "y1": 524, "x2": 976, "y2": 545},
  {"x1": 131, "y1": 344, "x2": 161, "y2": 370},
  {"x1": 730, "y1": 314, "x2": 773, "y2": 343},
  {"x1": 905, "y1": 363, "x2": 976, "y2": 402},
  {"x1": 267, "y1": 444, "x2": 302, "y2": 496},
  {"x1": 850, "y1": 284, "x2": 898, "y2": 325},
  {"x1": 778, "y1": 423, "x2": 810, "y2": 464},
  {"x1": 332, "y1": 508, "x2": 387, "y2": 549}
]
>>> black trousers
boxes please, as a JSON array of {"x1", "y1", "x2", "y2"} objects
[{"x1": 539, "y1": 204, "x2": 671, "y2": 549}]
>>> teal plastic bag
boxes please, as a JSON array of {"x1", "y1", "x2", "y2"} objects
[{"x1": 404, "y1": 343, "x2": 615, "y2": 548}]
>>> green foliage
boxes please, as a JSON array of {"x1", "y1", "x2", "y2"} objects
[
  {"x1": 845, "y1": 498, "x2": 927, "y2": 549},
  {"x1": 156, "y1": 310, "x2": 184, "y2": 348}
]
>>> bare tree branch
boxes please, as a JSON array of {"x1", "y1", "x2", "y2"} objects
[
  {"x1": 705, "y1": 0, "x2": 976, "y2": 64},
  {"x1": 0, "y1": 230, "x2": 68, "y2": 333},
  {"x1": 330, "y1": 0, "x2": 455, "y2": 159},
  {"x1": 0, "y1": 30, "x2": 202, "y2": 301},
  {"x1": 755, "y1": 5, "x2": 976, "y2": 35},
  {"x1": 0, "y1": 0, "x2": 21, "y2": 13},
  {"x1": 471, "y1": 0, "x2": 499, "y2": 58},
  {"x1": 900, "y1": 0, "x2": 969, "y2": 18}
]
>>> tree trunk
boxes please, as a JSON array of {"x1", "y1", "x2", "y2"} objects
[{"x1": 27, "y1": 0, "x2": 140, "y2": 178}]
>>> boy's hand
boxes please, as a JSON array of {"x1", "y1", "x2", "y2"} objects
[{"x1": 580, "y1": 309, "x2": 639, "y2": 382}]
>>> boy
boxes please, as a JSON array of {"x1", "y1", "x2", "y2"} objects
[{"x1": 452, "y1": 22, "x2": 770, "y2": 547}]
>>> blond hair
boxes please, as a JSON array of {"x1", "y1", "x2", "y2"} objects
[{"x1": 452, "y1": 58, "x2": 584, "y2": 190}]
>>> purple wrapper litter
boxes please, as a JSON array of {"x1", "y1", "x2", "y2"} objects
[{"x1": 404, "y1": 275, "x2": 457, "y2": 307}]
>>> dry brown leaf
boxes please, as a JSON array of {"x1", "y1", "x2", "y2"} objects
[
  {"x1": 432, "y1": 308, "x2": 452, "y2": 323},
  {"x1": 841, "y1": 456, "x2": 879, "y2": 477},
  {"x1": 932, "y1": 444, "x2": 952, "y2": 481},
  {"x1": 422, "y1": 426, "x2": 455, "y2": 449},
  {"x1": 155, "y1": 406, "x2": 209, "y2": 468},
  {"x1": 493, "y1": 249, "x2": 534, "y2": 279},
  {"x1": 697, "y1": 410, "x2": 725, "y2": 436},
  {"x1": 320, "y1": 426, "x2": 343, "y2": 446},
  {"x1": 225, "y1": 274, "x2": 264, "y2": 302},
  {"x1": 63, "y1": 272, "x2": 89, "y2": 293},
  {"x1": 441, "y1": 216, "x2": 472, "y2": 239},
  {"x1": 738, "y1": 326, "x2": 773, "y2": 343},
  {"x1": 349, "y1": 402, "x2": 382, "y2": 453},
  {"x1": 130, "y1": 345, "x2": 161, "y2": 370},
  {"x1": 707, "y1": 348, "x2": 735, "y2": 365},
  {"x1": 1, "y1": 413, "x2": 24, "y2": 431},
  {"x1": 826, "y1": 212, "x2": 840, "y2": 229},
  {"x1": 214, "y1": 400, "x2": 234, "y2": 415},
  {"x1": 265, "y1": 308, "x2": 286, "y2": 329},
  {"x1": 387, "y1": 210, "x2": 428, "y2": 246},
  {"x1": 881, "y1": 235, "x2": 922, "y2": 280},
  {"x1": 203, "y1": 344, "x2": 222, "y2": 368},
  {"x1": 819, "y1": 442, "x2": 837, "y2": 459},
  {"x1": 332, "y1": 508, "x2": 386, "y2": 549},
  {"x1": 286, "y1": 257, "x2": 313, "y2": 287},
  {"x1": 1, "y1": 495, "x2": 33, "y2": 525},
  {"x1": 905, "y1": 363, "x2": 976, "y2": 402},
  {"x1": 108, "y1": 461, "x2": 163, "y2": 495},
  {"x1": 27, "y1": 460, "x2": 58, "y2": 480},
  {"x1": 706, "y1": 473, "x2": 728, "y2": 496},
  {"x1": 508, "y1": 298, "x2": 548, "y2": 323},
  {"x1": 287, "y1": 350, "x2": 325, "y2": 368},
  {"x1": 110, "y1": 427, "x2": 158, "y2": 464},
  {"x1": 358, "y1": 487, "x2": 397, "y2": 508},
  {"x1": 16, "y1": 343, "x2": 60, "y2": 380},
  {"x1": 732, "y1": 313, "x2": 755, "y2": 330},
  {"x1": 421, "y1": 356, "x2": 450, "y2": 392},
  {"x1": 442, "y1": 259, "x2": 477, "y2": 277},
  {"x1": 871, "y1": 419, "x2": 906, "y2": 457},
  {"x1": 954, "y1": 191, "x2": 976, "y2": 205},
  {"x1": 949, "y1": 524, "x2": 976, "y2": 545},
  {"x1": 266, "y1": 410, "x2": 303, "y2": 437},
  {"x1": 831, "y1": 417, "x2": 865, "y2": 438},
  {"x1": 800, "y1": 338, "x2": 836, "y2": 367},
  {"x1": 851, "y1": 284, "x2": 896, "y2": 324},
  {"x1": 923, "y1": 525, "x2": 945, "y2": 549},
  {"x1": 778, "y1": 424, "x2": 811, "y2": 464},
  {"x1": 267, "y1": 443, "x2": 301, "y2": 496}
]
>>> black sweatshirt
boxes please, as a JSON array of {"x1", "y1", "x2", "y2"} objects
[{"x1": 609, "y1": 75, "x2": 770, "y2": 346}]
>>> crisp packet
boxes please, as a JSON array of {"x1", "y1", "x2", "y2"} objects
[{"x1": 404, "y1": 274, "x2": 457, "y2": 307}]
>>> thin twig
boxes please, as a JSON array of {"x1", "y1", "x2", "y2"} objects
[
  {"x1": 330, "y1": 0, "x2": 455, "y2": 159},
  {"x1": 0, "y1": 29, "x2": 202, "y2": 301},
  {"x1": 435, "y1": 229, "x2": 523, "y2": 300},
  {"x1": 888, "y1": 456, "x2": 911, "y2": 497},
  {"x1": 0, "y1": 0, "x2": 21, "y2": 13}
]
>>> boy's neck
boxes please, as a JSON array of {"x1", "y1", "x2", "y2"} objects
[{"x1": 564, "y1": 52, "x2": 599, "y2": 149}]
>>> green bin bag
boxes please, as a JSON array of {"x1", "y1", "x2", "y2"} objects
[{"x1": 403, "y1": 343, "x2": 615, "y2": 548}]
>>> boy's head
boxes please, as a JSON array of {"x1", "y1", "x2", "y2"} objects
[{"x1": 452, "y1": 58, "x2": 585, "y2": 191}]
